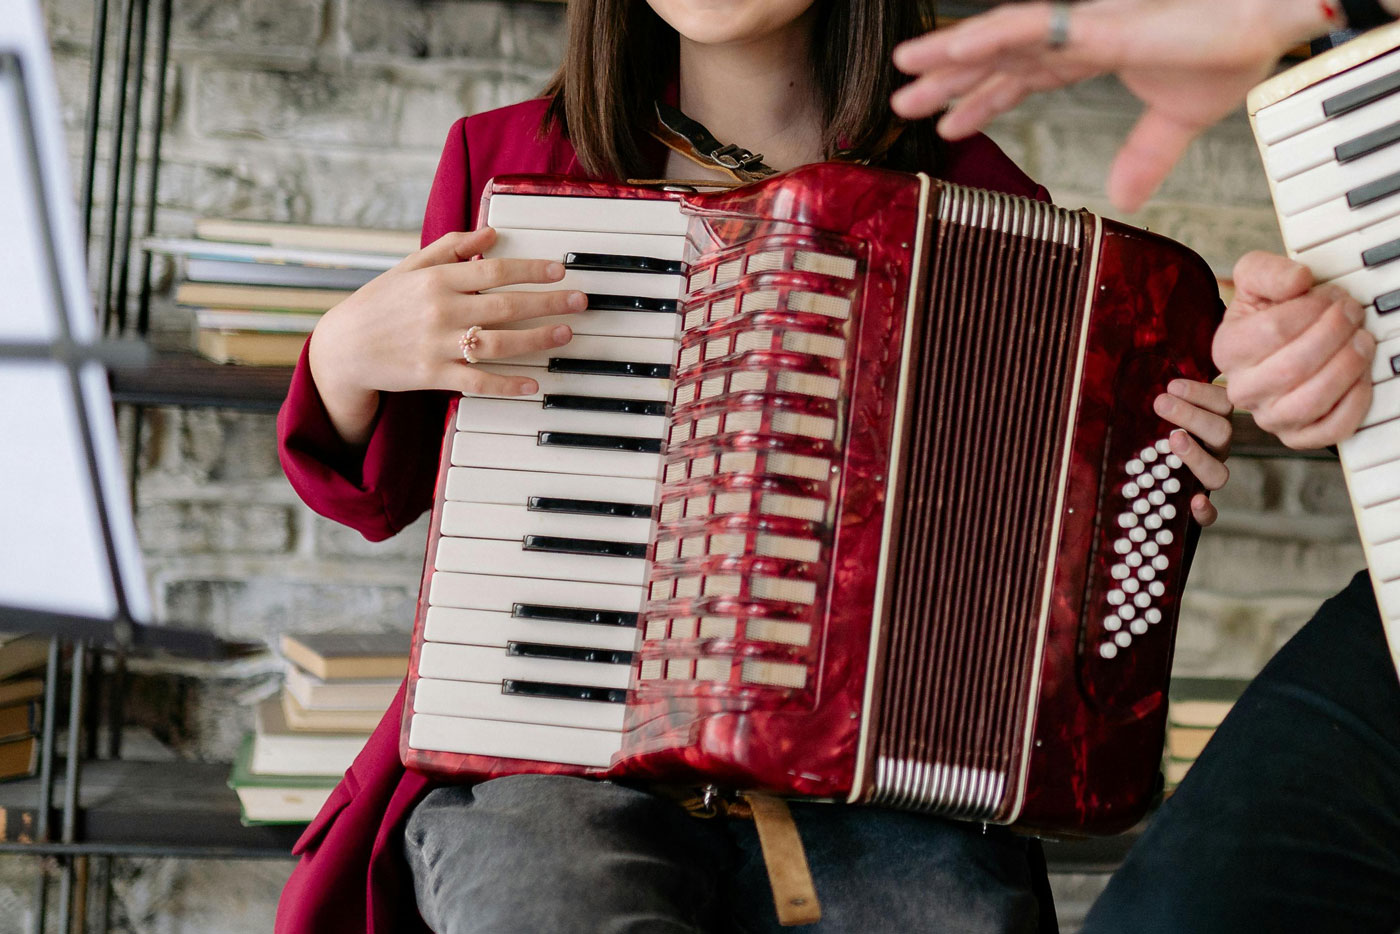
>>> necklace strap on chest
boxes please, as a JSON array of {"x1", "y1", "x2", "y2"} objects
[{"x1": 651, "y1": 101, "x2": 779, "y2": 185}]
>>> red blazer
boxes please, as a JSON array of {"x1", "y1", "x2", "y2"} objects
[{"x1": 273, "y1": 98, "x2": 1045, "y2": 934}]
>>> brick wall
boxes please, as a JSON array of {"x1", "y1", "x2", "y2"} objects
[{"x1": 24, "y1": 0, "x2": 1361, "y2": 929}]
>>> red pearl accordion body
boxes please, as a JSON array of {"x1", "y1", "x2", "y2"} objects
[{"x1": 401, "y1": 163, "x2": 1222, "y2": 836}]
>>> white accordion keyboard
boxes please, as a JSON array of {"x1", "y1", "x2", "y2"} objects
[{"x1": 1249, "y1": 20, "x2": 1400, "y2": 677}]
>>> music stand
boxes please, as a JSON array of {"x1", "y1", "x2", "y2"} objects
[{"x1": 1, "y1": 3, "x2": 223, "y2": 658}]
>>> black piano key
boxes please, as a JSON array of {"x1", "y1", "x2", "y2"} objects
[
  {"x1": 502, "y1": 679, "x2": 628, "y2": 704},
  {"x1": 565, "y1": 252, "x2": 687, "y2": 276},
  {"x1": 538, "y1": 430, "x2": 663, "y2": 454},
  {"x1": 548, "y1": 358, "x2": 673, "y2": 379},
  {"x1": 1347, "y1": 170, "x2": 1400, "y2": 208},
  {"x1": 1363, "y1": 237, "x2": 1400, "y2": 268},
  {"x1": 585, "y1": 293, "x2": 679, "y2": 314},
  {"x1": 1323, "y1": 69, "x2": 1400, "y2": 118},
  {"x1": 507, "y1": 641, "x2": 636, "y2": 665},
  {"x1": 528, "y1": 496, "x2": 656, "y2": 519},
  {"x1": 512, "y1": 603, "x2": 639, "y2": 627},
  {"x1": 523, "y1": 534, "x2": 648, "y2": 559},
  {"x1": 1377, "y1": 289, "x2": 1400, "y2": 315},
  {"x1": 1391, "y1": 354, "x2": 1400, "y2": 378},
  {"x1": 1336, "y1": 119, "x2": 1400, "y2": 163},
  {"x1": 543, "y1": 394, "x2": 667, "y2": 417}
]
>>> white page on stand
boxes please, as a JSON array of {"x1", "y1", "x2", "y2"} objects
[{"x1": 0, "y1": 1, "x2": 151, "y2": 624}]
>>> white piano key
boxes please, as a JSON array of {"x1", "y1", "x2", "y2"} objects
[
  {"x1": 1359, "y1": 375, "x2": 1400, "y2": 429},
  {"x1": 424, "y1": 605, "x2": 641, "y2": 653},
  {"x1": 451, "y1": 431, "x2": 662, "y2": 479},
  {"x1": 1377, "y1": 577, "x2": 1400, "y2": 621},
  {"x1": 440, "y1": 501, "x2": 653, "y2": 546},
  {"x1": 408, "y1": 712, "x2": 621, "y2": 768},
  {"x1": 444, "y1": 467, "x2": 658, "y2": 510},
  {"x1": 498, "y1": 268, "x2": 683, "y2": 301},
  {"x1": 1291, "y1": 209, "x2": 1400, "y2": 280},
  {"x1": 467, "y1": 364, "x2": 673, "y2": 403},
  {"x1": 489, "y1": 226, "x2": 687, "y2": 264},
  {"x1": 457, "y1": 397, "x2": 666, "y2": 442},
  {"x1": 1331, "y1": 260, "x2": 1400, "y2": 311},
  {"x1": 1275, "y1": 141, "x2": 1400, "y2": 216},
  {"x1": 436, "y1": 536, "x2": 649, "y2": 587},
  {"x1": 413, "y1": 677, "x2": 628, "y2": 732},
  {"x1": 1371, "y1": 335, "x2": 1400, "y2": 384},
  {"x1": 1339, "y1": 412, "x2": 1400, "y2": 471},
  {"x1": 429, "y1": 571, "x2": 644, "y2": 614},
  {"x1": 1281, "y1": 183, "x2": 1400, "y2": 253},
  {"x1": 1266, "y1": 90, "x2": 1400, "y2": 181},
  {"x1": 490, "y1": 333, "x2": 677, "y2": 368},
  {"x1": 497, "y1": 308, "x2": 681, "y2": 341},
  {"x1": 1255, "y1": 47, "x2": 1400, "y2": 145},
  {"x1": 1356, "y1": 497, "x2": 1400, "y2": 547},
  {"x1": 487, "y1": 193, "x2": 688, "y2": 237},
  {"x1": 1365, "y1": 304, "x2": 1400, "y2": 343},
  {"x1": 1370, "y1": 538, "x2": 1400, "y2": 582},
  {"x1": 418, "y1": 641, "x2": 632, "y2": 690},
  {"x1": 1348, "y1": 459, "x2": 1400, "y2": 508}
]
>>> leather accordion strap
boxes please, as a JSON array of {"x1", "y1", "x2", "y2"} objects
[
  {"x1": 741, "y1": 793, "x2": 823, "y2": 927},
  {"x1": 651, "y1": 101, "x2": 779, "y2": 184}
]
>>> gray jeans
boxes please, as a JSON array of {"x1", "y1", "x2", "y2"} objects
[{"x1": 403, "y1": 773, "x2": 1054, "y2": 934}]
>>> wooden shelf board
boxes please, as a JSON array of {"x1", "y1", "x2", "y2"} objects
[
  {"x1": 0, "y1": 759, "x2": 304, "y2": 856},
  {"x1": 110, "y1": 351, "x2": 293, "y2": 412}
]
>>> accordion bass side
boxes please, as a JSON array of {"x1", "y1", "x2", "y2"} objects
[{"x1": 401, "y1": 163, "x2": 1223, "y2": 836}]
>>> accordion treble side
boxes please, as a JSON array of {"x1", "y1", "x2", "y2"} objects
[{"x1": 401, "y1": 164, "x2": 1223, "y2": 836}]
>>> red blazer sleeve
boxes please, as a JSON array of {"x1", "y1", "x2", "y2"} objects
[{"x1": 275, "y1": 118, "x2": 472, "y2": 541}]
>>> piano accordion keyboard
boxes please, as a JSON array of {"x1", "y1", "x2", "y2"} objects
[{"x1": 1248, "y1": 21, "x2": 1400, "y2": 678}]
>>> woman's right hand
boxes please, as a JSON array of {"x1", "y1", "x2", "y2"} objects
[{"x1": 308, "y1": 227, "x2": 587, "y2": 446}]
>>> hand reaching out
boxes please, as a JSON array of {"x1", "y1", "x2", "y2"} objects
[{"x1": 890, "y1": 0, "x2": 1335, "y2": 211}]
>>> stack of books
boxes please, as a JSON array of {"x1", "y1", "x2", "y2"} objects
[
  {"x1": 0, "y1": 635, "x2": 50, "y2": 783},
  {"x1": 1163, "y1": 676, "x2": 1250, "y2": 789},
  {"x1": 229, "y1": 631, "x2": 408, "y2": 824},
  {"x1": 147, "y1": 220, "x2": 418, "y2": 366}
]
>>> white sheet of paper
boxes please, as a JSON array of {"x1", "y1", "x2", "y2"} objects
[{"x1": 0, "y1": 2, "x2": 150, "y2": 623}]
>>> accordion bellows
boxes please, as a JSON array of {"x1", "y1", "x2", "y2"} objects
[{"x1": 401, "y1": 164, "x2": 1223, "y2": 836}]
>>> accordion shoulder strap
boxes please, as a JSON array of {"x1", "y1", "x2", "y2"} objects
[{"x1": 742, "y1": 793, "x2": 823, "y2": 927}]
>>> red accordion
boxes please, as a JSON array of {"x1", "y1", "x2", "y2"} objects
[{"x1": 400, "y1": 163, "x2": 1222, "y2": 836}]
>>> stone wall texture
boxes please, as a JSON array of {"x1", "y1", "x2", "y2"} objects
[{"x1": 21, "y1": 0, "x2": 1356, "y2": 930}]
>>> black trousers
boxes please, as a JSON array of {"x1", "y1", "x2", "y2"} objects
[{"x1": 1084, "y1": 570, "x2": 1400, "y2": 934}]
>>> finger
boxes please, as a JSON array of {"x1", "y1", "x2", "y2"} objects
[
  {"x1": 1213, "y1": 288, "x2": 1352, "y2": 374},
  {"x1": 1155, "y1": 393, "x2": 1232, "y2": 454},
  {"x1": 398, "y1": 228, "x2": 495, "y2": 272},
  {"x1": 942, "y1": 4, "x2": 1065, "y2": 64},
  {"x1": 937, "y1": 73, "x2": 1034, "y2": 140},
  {"x1": 1220, "y1": 299, "x2": 1367, "y2": 410},
  {"x1": 1169, "y1": 428, "x2": 1229, "y2": 491},
  {"x1": 1166, "y1": 378, "x2": 1233, "y2": 417},
  {"x1": 444, "y1": 256, "x2": 569, "y2": 294},
  {"x1": 461, "y1": 324, "x2": 573, "y2": 362},
  {"x1": 1190, "y1": 493, "x2": 1218, "y2": 528},
  {"x1": 892, "y1": 64, "x2": 996, "y2": 123},
  {"x1": 1275, "y1": 377, "x2": 1372, "y2": 450},
  {"x1": 1254, "y1": 333, "x2": 1374, "y2": 435},
  {"x1": 456, "y1": 287, "x2": 588, "y2": 327},
  {"x1": 1231, "y1": 251, "x2": 1314, "y2": 305},
  {"x1": 1105, "y1": 108, "x2": 1201, "y2": 213},
  {"x1": 448, "y1": 364, "x2": 539, "y2": 398}
]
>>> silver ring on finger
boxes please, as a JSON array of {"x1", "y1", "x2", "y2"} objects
[
  {"x1": 460, "y1": 325, "x2": 482, "y2": 364},
  {"x1": 1046, "y1": 2, "x2": 1071, "y2": 49}
]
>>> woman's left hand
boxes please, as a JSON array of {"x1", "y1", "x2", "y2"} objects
[{"x1": 1153, "y1": 379, "x2": 1232, "y2": 527}]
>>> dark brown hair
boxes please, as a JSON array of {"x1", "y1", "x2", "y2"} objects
[{"x1": 542, "y1": 0, "x2": 942, "y2": 180}]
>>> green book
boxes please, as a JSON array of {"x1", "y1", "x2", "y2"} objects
[{"x1": 228, "y1": 734, "x2": 338, "y2": 825}]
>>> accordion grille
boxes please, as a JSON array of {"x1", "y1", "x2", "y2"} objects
[{"x1": 868, "y1": 185, "x2": 1087, "y2": 818}]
